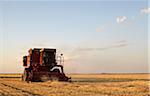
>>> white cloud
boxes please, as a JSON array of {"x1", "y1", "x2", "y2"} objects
[
  {"x1": 141, "y1": 7, "x2": 150, "y2": 14},
  {"x1": 76, "y1": 40, "x2": 128, "y2": 52},
  {"x1": 116, "y1": 16, "x2": 127, "y2": 24}
]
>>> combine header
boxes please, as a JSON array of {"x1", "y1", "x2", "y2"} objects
[{"x1": 22, "y1": 48, "x2": 71, "y2": 82}]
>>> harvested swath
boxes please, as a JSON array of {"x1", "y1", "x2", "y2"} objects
[
  {"x1": 0, "y1": 74, "x2": 21, "y2": 78},
  {"x1": 1, "y1": 83, "x2": 41, "y2": 96}
]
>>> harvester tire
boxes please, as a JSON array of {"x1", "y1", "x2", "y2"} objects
[
  {"x1": 22, "y1": 70, "x2": 27, "y2": 81},
  {"x1": 52, "y1": 69, "x2": 60, "y2": 73}
]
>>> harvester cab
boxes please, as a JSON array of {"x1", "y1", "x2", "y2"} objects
[{"x1": 22, "y1": 48, "x2": 71, "y2": 82}]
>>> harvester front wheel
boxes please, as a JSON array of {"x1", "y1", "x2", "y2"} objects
[
  {"x1": 22, "y1": 70, "x2": 27, "y2": 81},
  {"x1": 52, "y1": 69, "x2": 60, "y2": 73}
]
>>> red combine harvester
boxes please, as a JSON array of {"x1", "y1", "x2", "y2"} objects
[{"x1": 22, "y1": 48, "x2": 71, "y2": 82}]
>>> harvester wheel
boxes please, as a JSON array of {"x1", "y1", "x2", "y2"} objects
[
  {"x1": 52, "y1": 69, "x2": 60, "y2": 73},
  {"x1": 22, "y1": 70, "x2": 27, "y2": 81}
]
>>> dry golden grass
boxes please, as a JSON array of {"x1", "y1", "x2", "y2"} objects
[
  {"x1": 0, "y1": 74, "x2": 149, "y2": 96},
  {"x1": 0, "y1": 73, "x2": 21, "y2": 78}
]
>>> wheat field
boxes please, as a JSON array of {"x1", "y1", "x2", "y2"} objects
[{"x1": 0, "y1": 74, "x2": 149, "y2": 96}]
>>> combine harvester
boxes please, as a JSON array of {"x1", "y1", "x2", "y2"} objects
[{"x1": 22, "y1": 48, "x2": 71, "y2": 82}]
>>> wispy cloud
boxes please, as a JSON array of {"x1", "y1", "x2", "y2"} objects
[
  {"x1": 116, "y1": 16, "x2": 127, "y2": 24},
  {"x1": 76, "y1": 40, "x2": 128, "y2": 52},
  {"x1": 115, "y1": 40, "x2": 127, "y2": 44},
  {"x1": 141, "y1": 7, "x2": 150, "y2": 14},
  {"x1": 62, "y1": 40, "x2": 128, "y2": 62}
]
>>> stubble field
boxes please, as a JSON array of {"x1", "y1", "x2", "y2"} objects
[{"x1": 0, "y1": 74, "x2": 149, "y2": 96}]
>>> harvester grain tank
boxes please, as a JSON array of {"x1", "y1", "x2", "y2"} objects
[{"x1": 22, "y1": 48, "x2": 71, "y2": 82}]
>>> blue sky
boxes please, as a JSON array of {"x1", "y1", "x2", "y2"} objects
[{"x1": 0, "y1": 0, "x2": 149, "y2": 73}]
